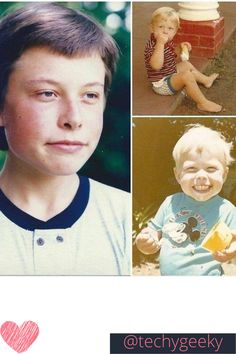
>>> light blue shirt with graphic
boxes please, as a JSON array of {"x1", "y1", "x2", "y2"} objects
[{"x1": 149, "y1": 193, "x2": 236, "y2": 276}]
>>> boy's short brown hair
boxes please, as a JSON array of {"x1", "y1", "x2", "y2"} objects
[
  {"x1": 0, "y1": 3, "x2": 118, "y2": 111},
  {"x1": 0, "y1": 2, "x2": 119, "y2": 150}
]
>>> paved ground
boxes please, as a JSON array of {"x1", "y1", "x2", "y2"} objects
[
  {"x1": 133, "y1": 261, "x2": 236, "y2": 276},
  {"x1": 133, "y1": 2, "x2": 236, "y2": 116},
  {"x1": 173, "y1": 29, "x2": 236, "y2": 115}
]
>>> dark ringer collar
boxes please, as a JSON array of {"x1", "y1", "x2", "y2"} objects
[{"x1": 0, "y1": 175, "x2": 90, "y2": 231}]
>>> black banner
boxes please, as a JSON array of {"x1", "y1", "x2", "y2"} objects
[{"x1": 110, "y1": 334, "x2": 235, "y2": 354}]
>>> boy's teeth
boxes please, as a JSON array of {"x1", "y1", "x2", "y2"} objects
[{"x1": 194, "y1": 186, "x2": 210, "y2": 191}]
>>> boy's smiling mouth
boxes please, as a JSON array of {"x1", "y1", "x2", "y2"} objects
[{"x1": 193, "y1": 185, "x2": 211, "y2": 192}]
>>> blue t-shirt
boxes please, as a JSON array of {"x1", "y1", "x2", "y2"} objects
[{"x1": 149, "y1": 193, "x2": 236, "y2": 276}]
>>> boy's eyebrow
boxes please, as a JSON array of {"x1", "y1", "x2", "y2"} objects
[
  {"x1": 25, "y1": 79, "x2": 104, "y2": 88},
  {"x1": 82, "y1": 81, "x2": 105, "y2": 88}
]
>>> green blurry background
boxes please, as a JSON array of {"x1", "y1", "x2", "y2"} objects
[{"x1": 0, "y1": 2, "x2": 130, "y2": 191}]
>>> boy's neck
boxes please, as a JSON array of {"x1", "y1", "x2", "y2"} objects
[
  {"x1": 184, "y1": 193, "x2": 218, "y2": 203},
  {"x1": 0, "y1": 157, "x2": 80, "y2": 221}
]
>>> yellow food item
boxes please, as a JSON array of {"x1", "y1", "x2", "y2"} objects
[
  {"x1": 201, "y1": 221, "x2": 232, "y2": 252},
  {"x1": 180, "y1": 44, "x2": 189, "y2": 61}
]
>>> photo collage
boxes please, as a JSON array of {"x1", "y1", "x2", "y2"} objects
[
  {"x1": 0, "y1": 1, "x2": 235, "y2": 353},
  {"x1": 0, "y1": 1, "x2": 235, "y2": 277}
]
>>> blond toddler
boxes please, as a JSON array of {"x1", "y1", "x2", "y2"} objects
[
  {"x1": 144, "y1": 7, "x2": 222, "y2": 113},
  {"x1": 136, "y1": 125, "x2": 236, "y2": 275}
]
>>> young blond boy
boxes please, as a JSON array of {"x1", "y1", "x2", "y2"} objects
[
  {"x1": 0, "y1": 3, "x2": 130, "y2": 275},
  {"x1": 144, "y1": 7, "x2": 222, "y2": 113},
  {"x1": 136, "y1": 125, "x2": 236, "y2": 275}
]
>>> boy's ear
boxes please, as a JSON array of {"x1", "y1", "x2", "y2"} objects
[
  {"x1": 223, "y1": 167, "x2": 229, "y2": 182},
  {"x1": 103, "y1": 97, "x2": 106, "y2": 111},
  {"x1": 174, "y1": 167, "x2": 180, "y2": 184}
]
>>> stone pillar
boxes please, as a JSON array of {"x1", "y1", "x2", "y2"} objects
[
  {"x1": 178, "y1": 2, "x2": 220, "y2": 21},
  {"x1": 175, "y1": 2, "x2": 224, "y2": 58}
]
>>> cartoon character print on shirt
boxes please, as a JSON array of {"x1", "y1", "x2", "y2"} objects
[
  {"x1": 162, "y1": 217, "x2": 200, "y2": 244},
  {"x1": 162, "y1": 208, "x2": 207, "y2": 245}
]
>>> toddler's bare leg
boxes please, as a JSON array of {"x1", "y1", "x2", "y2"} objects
[
  {"x1": 170, "y1": 71, "x2": 222, "y2": 112},
  {"x1": 177, "y1": 61, "x2": 219, "y2": 88}
]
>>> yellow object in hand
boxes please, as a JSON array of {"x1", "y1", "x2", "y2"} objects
[
  {"x1": 201, "y1": 221, "x2": 232, "y2": 253},
  {"x1": 180, "y1": 44, "x2": 189, "y2": 61}
]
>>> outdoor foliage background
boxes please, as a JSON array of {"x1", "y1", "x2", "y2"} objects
[{"x1": 0, "y1": 2, "x2": 130, "y2": 191}]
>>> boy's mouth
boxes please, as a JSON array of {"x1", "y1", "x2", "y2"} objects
[
  {"x1": 47, "y1": 140, "x2": 88, "y2": 152},
  {"x1": 48, "y1": 140, "x2": 87, "y2": 145},
  {"x1": 193, "y1": 185, "x2": 211, "y2": 192}
]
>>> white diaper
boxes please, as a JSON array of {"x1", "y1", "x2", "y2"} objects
[{"x1": 152, "y1": 75, "x2": 177, "y2": 96}]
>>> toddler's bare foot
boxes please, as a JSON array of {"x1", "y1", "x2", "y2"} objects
[
  {"x1": 197, "y1": 99, "x2": 222, "y2": 113},
  {"x1": 204, "y1": 73, "x2": 219, "y2": 88}
]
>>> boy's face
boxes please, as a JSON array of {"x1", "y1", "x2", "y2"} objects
[
  {"x1": 0, "y1": 47, "x2": 105, "y2": 176},
  {"x1": 152, "y1": 16, "x2": 178, "y2": 42},
  {"x1": 174, "y1": 149, "x2": 228, "y2": 202}
]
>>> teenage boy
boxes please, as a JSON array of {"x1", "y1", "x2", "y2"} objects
[{"x1": 0, "y1": 3, "x2": 130, "y2": 275}]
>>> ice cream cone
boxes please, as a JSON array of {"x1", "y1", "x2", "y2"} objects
[{"x1": 180, "y1": 43, "x2": 189, "y2": 61}]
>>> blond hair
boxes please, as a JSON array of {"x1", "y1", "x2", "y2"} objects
[
  {"x1": 173, "y1": 124, "x2": 234, "y2": 169},
  {"x1": 151, "y1": 7, "x2": 180, "y2": 28}
]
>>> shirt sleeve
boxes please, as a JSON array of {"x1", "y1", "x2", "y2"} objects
[
  {"x1": 144, "y1": 38, "x2": 155, "y2": 64},
  {"x1": 148, "y1": 196, "x2": 171, "y2": 231},
  {"x1": 223, "y1": 206, "x2": 236, "y2": 230}
]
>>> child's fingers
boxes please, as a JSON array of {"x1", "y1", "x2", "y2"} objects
[
  {"x1": 184, "y1": 41, "x2": 192, "y2": 51},
  {"x1": 138, "y1": 228, "x2": 157, "y2": 239},
  {"x1": 187, "y1": 42, "x2": 192, "y2": 51},
  {"x1": 140, "y1": 227, "x2": 152, "y2": 234},
  {"x1": 156, "y1": 33, "x2": 168, "y2": 44},
  {"x1": 136, "y1": 235, "x2": 160, "y2": 254},
  {"x1": 136, "y1": 241, "x2": 160, "y2": 255},
  {"x1": 230, "y1": 230, "x2": 236, "y2": 239},
  {"x1": 136, "y1": 235, "x2": 157, "y2": 246},
  {"x1": 224, "y1": 239, "x2": 236, "y2": 253},
  {"x1": 143, "y1": 244, "x2": 160, "y2": 254},
  {"x1": 213, "y1": 252, "x2": 227, "y2": 262},
  {"x1": 213, "y1": 249, "x2": 236, "y2": 262}
]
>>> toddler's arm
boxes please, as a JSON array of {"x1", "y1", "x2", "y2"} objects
[
  {"x1": 135, "y1": 227, "x2": 162, "y2": 255},
  {"x1": 150, "y1": 33, "x2": 168, "y2": 71},
  {"x1": 213, "y1": 231, "x2": 236, "y2": 262}
]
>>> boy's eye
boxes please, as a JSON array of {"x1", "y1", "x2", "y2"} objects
[
  {"x1": 206, "y1": 167, "x2": 217, "y2": 172},
  {"x1": 185, "y1": 167, "x2": 197, "y2": 172},
  {"x1": 82, "y1": 92, "x2": 100, "y2": 104},
  {"x1": 36, "y1": 90, "x2": 57, "y2": 101},
  {"x1": 43, "y1": 91, "x2": 54, "y2": 97},
  {"x1": 86, "y1": 93, "x2": 98, "y2": 99}
]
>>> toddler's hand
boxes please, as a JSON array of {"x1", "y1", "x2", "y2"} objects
[
  {"x1": 213, "y1": 232, "x2": 236, "y2": 262},
  {"x1": 181, "y1": 41, "x2": 192, "y2": 51},
  {"x1": 154, "y1": 32, "x2": 169, "y2": 45},
  {"x1": 135, "y1": 227, "x2": 161, "y2": 255}
]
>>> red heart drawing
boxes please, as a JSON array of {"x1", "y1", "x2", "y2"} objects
[{"x1": 1, "y1": 321, "x2": 39, "y2": 353}]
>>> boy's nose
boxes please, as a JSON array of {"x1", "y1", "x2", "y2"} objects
[
  {"x1": 194, "y1": 170, "x2": 209, "y2": 183},
  {"x1": 58, "y1": 99, "x2": 83, "y2": 130}
]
